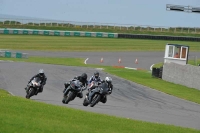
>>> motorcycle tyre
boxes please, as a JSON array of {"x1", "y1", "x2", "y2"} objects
[
  {"x1": 90, "y1": 94, "x2": 101, "y2": 107},
  {"x1": 64, "y1": 91, "x2": 75, "y2": 104},
  {"x1": 83, "y1": 97, "x2": 89, "y2": 106},
  {"x1": 26, "y1": 87, "x2": 35, "y2": 99}
]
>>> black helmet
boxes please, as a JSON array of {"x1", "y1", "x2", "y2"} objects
[
  {"x1": 81, "y1": 73, "x2": 87, "y2": 80},
  {"x1": 94, "y1": 71, "x2": 99, "y2": 79}
]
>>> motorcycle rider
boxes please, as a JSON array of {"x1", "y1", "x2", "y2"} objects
[
  {"x1": 64, "y1": 73, "x2": 88, "y2": 98},
  {"x1": 25, "y1": 69, "x2": 47, "y2": 95},
  {"x1": 88, "y1": 71, "x2": 102, "y2": 90},
  {"x1": 86, "y1": 71, "x2": 102, "y2": 95},
  {"x1": 100, "y1": 77, "x2": 113, "y2": 103}
]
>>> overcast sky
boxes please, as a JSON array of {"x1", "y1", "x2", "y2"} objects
[{"x1": 0, "y1": 0, "x2": 200, "y2": 27}]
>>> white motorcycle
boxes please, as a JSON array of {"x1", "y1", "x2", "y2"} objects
[{"x1": 25, "y1": 77, "x2": 41, "y2": 99}]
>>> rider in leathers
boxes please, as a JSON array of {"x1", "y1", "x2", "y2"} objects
[
  {"x1": 64, "y1": 73, "x2": 88, "y2": 98},
  {"x1": 88, "y1": 71, "x2": 102, "y2": 90},
  {"x1": 25, "y1": 69, "x2": 47, "y2": 95}
]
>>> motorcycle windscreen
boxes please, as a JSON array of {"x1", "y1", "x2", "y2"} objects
[
  {"x1": 99, "y1": 83, "x2": 109, "y2": 94},
  {"x1": 70, "y1": 80, "x2": 81, "y2": 90},
  {"x1": 34, "y1": 77, "x2": 41, "y2": 83}
]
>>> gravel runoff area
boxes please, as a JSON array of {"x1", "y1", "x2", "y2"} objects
[{"x1": 0, "y1": 61, "x2": 200, "y2": 130}]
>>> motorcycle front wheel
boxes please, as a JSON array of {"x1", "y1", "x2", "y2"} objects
[
  {"x1": 90, "y1": 94, "x2": 101, "y2": 107},
  {"x1": 63, "y1": 91, "x2": 75, "y2": 104},
  {"x1": 26, "y1": 87, "x2": 35, "y2": 99},
  {"x1": 83, "y1": 97, "x2": 89, "y2": 106}
]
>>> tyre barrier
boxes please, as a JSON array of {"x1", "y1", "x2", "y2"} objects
[
  {"x1": 0, "y1": 51, "x2": 28, "y2": 59},
  {"x1": 1, "y1": 28, "x2": 200, "y2": 41},
  {"x1": 0, "y1": 28, "x2": 118, "y2": 38},
  {"x1": 118, "y1": 33, "x2": 200, "y2": 42}
]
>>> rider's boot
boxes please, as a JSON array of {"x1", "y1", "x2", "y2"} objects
[
  {"x1": 77, "y1": 92, "x2": 83, "y2": 98},
  {"x1": 101, "y1": 96, "x2": 107, "y2": 103}
]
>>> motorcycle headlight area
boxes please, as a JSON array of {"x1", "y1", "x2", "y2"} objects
[
  {"x1": 70, "y1": 83, "x2": 75, "y2": 88},
  {"x1": 70, "y1": 83, "x2": 80, "y2": 90}
]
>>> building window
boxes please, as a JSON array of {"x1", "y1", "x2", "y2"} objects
[
  {"x1": 181, "y1": 47, "x2": 187, "y2": 59},
  {"x1": 168, "y1": 45, "x2": 173, "y2": 57},
  {"x1": 173, "y1": 46, "x2": 180, "y2": 58}
]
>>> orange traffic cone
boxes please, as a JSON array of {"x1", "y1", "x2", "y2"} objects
[
  {"x1": 135, "y1": 58, "x2": 138, "y2": 64},
  {"x1": 118, "y1": 58, "x2": 121, "y2": 63},
  {"x1": 100, "y1": 57, "x2": 103, "y2": 63}
]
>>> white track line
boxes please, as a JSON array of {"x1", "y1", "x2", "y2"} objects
[
  {"x1": 84, "y1": 58, "x2": 89, "y2": 64},
  {"x1": 8, "y1": 91, "x2": 15, "y2": 96},
  {"x1": 0, "y1": 60, "x2": 14, "y2": 62},
  {"x1": 150, "y1": 64, "x2": 154, "y2": 71},
  {"x1": 124, "y1": 67, "x2": 137, "y2": 70}
]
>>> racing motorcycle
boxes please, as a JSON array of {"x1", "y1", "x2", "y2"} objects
[
  {"x1": 25, "y1": 77, "x2": 41, "y2": 99},
  {"x1": 62, "y1": 79, "x2": 84, "y2": 104},
  {"x1": 83, "y1": 81, "x2": 109, "y2": 107}
]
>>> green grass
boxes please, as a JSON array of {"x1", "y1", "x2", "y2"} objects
[
  {"x1": 0, "y1": 56, "x2": 85, "y2": 66},
  {"x1": 1, "y1": 34, "x2": 200, "y2": 51},
  {"x1": 1, "y1": 56, "x2": 200, "y2": 104},
  {"x1": 1, "y1": 24, "x2": 200, "y2": 37},
  {"x1": 0, "y1": 89, "x2": 199, "y2": 133},
  {"x1": 1, "y1": 33, "x2": 200, "y2": 132}
]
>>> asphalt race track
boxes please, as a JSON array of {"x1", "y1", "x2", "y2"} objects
[
  {"x1": 11, "y1": 50, "x2": 200, "y2": 70},
  {"x1": 10, "y1": 51, "x2": 166, "y2": 70},
  {"x1": 1, "y1": 60, "x2": 200, "y2": 129}
]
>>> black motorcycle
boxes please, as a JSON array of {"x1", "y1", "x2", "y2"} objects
[
  {"x1": 83, "y1": 81, "x2": 109, "y2": 107},
  {"x1": 25, "y1": 77, "x2": 41, "y2": 99},
  {"x1": 62, "y1": 79, "x2": 83, "y2": 104}
]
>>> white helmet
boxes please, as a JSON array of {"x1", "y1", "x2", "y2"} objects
[
  {"x1": 105, "y1": 77, "x2": 112, "y2": 83},
  {"x1": 39, "y1": 69, "x2": 44, "y2": 77}
]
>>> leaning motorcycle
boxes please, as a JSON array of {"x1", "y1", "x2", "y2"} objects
[
  {"x1": 83, "y1": 81, "x2": 109, "y2": 107},
  {"x1": 25, "y1": 77, "x2": 41, "y2": 99},
  {"x1": 62, "y1": 79, "x2": 83, "y2": 104}
]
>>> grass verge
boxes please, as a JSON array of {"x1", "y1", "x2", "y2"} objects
[
  {"x1": 0, "y1": 89, "x2": 199, "y2": 133},
  {"x1": 1, "y1": 56, "x2": 200, "y2": 104},
  {"x1": 1, "y1": 34, "x2": 200, "y2": 51}
]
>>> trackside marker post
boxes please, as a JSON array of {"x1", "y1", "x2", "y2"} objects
[
  {"x1": 135, "y1": 58, "x2": 138, "y2": 64},
  {"x1": 100, "y1": 58, "x2": 103, "y2": 63},
  {"x1": 118, "y1": 58, "x2": 121, "y2": 63}
]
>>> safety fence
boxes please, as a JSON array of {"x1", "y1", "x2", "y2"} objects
[
  {"x1": 0, "y1": 28, "x2": 118, "y2": 38},
  {"x1": 0, "y1": 50, "x2": 28, "y2": 59},
  {"x1": 1, "y1": 28, "x2": 200, "y2": 41}
]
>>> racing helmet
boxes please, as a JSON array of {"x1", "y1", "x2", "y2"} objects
[
  {"x1": 105, "y1": 77, "x2": 112, "y2": 84},
  {"x1": 94, "y1": 71, "x2": 99, "y2": 79},
  {"x1": 39, "y1": 69, "x2": 44, "y2": 77},
  {"x1": 81, "y1": 73, "x2": 87, "y2": 80}
]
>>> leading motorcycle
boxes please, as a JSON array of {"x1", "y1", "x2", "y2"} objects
[
  {"x1": 25, "y1": 77, "x2": 41, "y2": 99},
  {"x1": 83, "y1": 81, "x2": 109, "y2": 107}
]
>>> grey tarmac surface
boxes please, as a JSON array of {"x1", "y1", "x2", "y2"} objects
[
  {"x1": 12, "y1": 50, "x2": 200, "y2": 70},
  {"x1": 11, "y1": 50, "x2": 166, "y2": 70},
  {"x1": 1, "y1": 61, "x2": 200, "y2": 130}
]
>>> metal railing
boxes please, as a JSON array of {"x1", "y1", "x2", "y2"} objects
[{"x1": 0, "y1": 18, "x2": 200, "y2": 34}]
